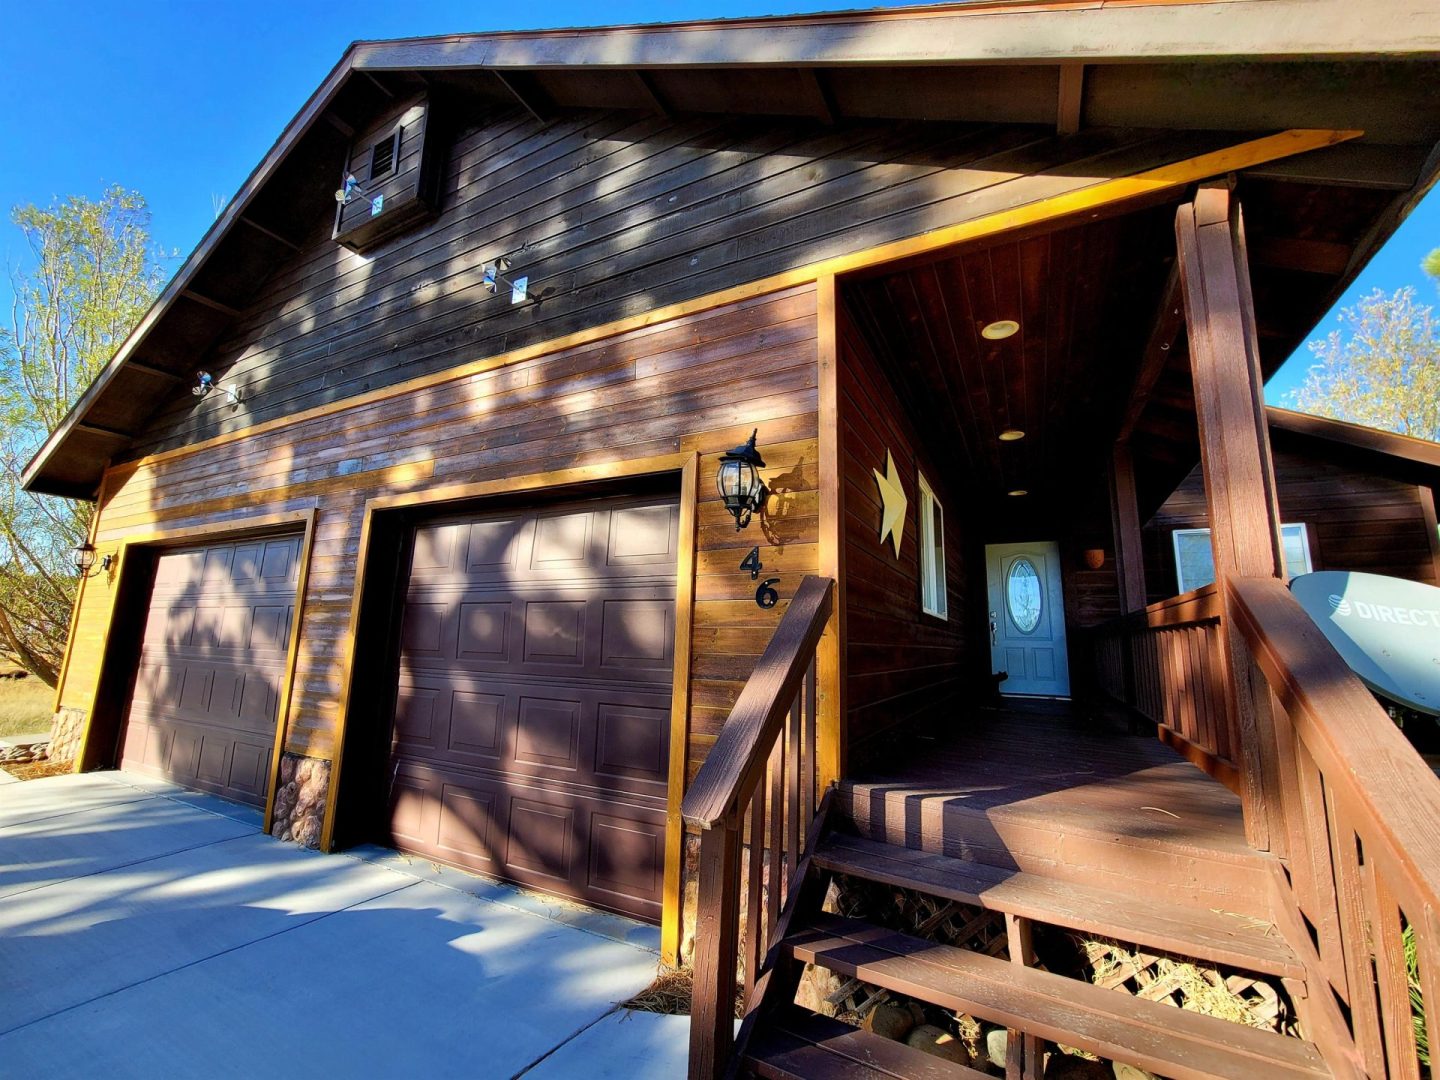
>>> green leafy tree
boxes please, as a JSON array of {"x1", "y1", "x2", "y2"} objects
[
  {"x1": 1424, "y1": 247, "x2": 1440, "y2": 282},
  {"x1": 1288, "y1": 286, "x2": 1440, "y2": 443},
  {"x1": 0, "y1": 186, "x2": 169, "y2": 685}
]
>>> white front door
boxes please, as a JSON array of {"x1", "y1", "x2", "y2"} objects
[{"x1": 985, "y1": 541, "x2": 1070, "y2": 697}]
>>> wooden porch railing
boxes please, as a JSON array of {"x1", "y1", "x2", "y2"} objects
[
  {"x1": 1229, "y1": 576, "x2": 1440, "y2": 1079},
  {"x1": 681, "y1": 574, "x2": 834, "y2": 1080},
  {"x1": 1093, "y1": 583, "x2": 1240, "y2": 787}
]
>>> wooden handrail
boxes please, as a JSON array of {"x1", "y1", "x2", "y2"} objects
[
  {"x1": 682, "y1": 575, "x2": 834, "y2": 831},
  {"x1": 684, "y1": 574, "x2": 834, "y2": 1079},
  {"x1": 1228, "y1": 576, "x2": 1440, "y2": 1078}
]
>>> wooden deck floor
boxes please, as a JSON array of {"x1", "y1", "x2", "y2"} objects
[{"x1": 839, "y1": 700, "x2": 1269, "y2": 914}]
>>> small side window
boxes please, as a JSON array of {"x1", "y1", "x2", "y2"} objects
[
  {"x1": 918, "y1": 471, "x2": 947, "y2": 619},
  {"x1": 1173, "y1": 522, "x2": 1314, "y2": 593}
]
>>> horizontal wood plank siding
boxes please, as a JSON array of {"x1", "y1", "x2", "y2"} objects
[
  {"x1": 838, "y1": 299, "x2": 969, "y2": 755},
  {"x1": 1144, "y1": 442, "x2": 1440, "y2": 602},
  {"x1": 65, "y1": 287, "x2": 819, "y2": 782},
  {"x1": 122, "y1": 109, "x2": 1237, "y2": 458}
]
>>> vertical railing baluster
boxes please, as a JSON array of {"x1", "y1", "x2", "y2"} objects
[
  {"x1": 1365, "y1": 864, "x2": 1422, "y2": 1078},
  {"x1": 744, "y1": 781, "x2": 765, "y2": 1003},
  {"x1": 804, "y1": 656, "x2": 818, "y2": 823},
  {"x1": 786, "y1": 690, "x2": 801, "y2": 885},
  {"x1": 767, "y1": 735, "x2": 784, "y2": 943}
]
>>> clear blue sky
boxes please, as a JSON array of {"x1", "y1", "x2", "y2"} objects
[{"x1": 2, "y1": 0, "x2": 1435, "y2": 402}]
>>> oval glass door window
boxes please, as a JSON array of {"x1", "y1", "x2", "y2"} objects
[{"x1": 1007, "y1": 557, "x2": 1043, "y2": 633}]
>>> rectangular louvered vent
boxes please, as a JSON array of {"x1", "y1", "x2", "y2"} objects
[{"x1": 369, "y1": 128, "x2": 399, "y2": 181}]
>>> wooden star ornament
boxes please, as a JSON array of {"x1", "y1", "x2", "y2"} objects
[{"x1": 872, "y1": 449, "x2": 907, "y2": 558}]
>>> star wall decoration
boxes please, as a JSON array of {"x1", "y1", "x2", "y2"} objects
[{"x1": 872, "y1": 449, "x2": 907, "y2": 559}]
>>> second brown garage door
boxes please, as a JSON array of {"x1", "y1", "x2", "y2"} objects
[
  {"x1": 119, "y1": 534, "x2": 301, "y2": 806},
  {"x1": 388, "y1": 493, "x2": 679, "y2": 922}
]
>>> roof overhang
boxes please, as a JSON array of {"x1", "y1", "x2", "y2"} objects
[
  {"x1": 1267, "y1": 407, "x2": 1440, "y2": 485},
  {"x1": 22, "y1": 0, "x2": 1440, "y2": 499}
]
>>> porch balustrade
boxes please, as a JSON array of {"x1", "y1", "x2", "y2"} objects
[
  {"x1": 1227, "y1": 576, "x2": 1440, "y2": 1079},
  {"x1": 1093, "y1": 583, "x2": 1240, "y2": 788},
  {"x1": 681, "y1": 575, "x2": 833, "y2": 1079}
]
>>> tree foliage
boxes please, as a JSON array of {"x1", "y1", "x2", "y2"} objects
[
  {"x1": 0, "y1": 187, "x2": 169, "y2": 685},
  {"x1": 1288, "y1": 286, "x2": 1440, "y2": 443}
]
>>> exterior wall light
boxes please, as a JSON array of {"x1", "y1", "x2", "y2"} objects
[
  {"x1": 72, "y1": 542, "x2": 96, "y2": 575},
  {"x1": 716, "y1": 429, "x2": 769, "y2": 531}
]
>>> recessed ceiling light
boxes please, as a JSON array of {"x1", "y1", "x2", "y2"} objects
[
  {"x1": 998, "y1": 429, "x2": 1025, "y2": 442},
  {"x1": 981, "y1": 320, "x2": 1020, "y2": 340},
  {"x1": 1008, "y1": 489, "x2": 1029, "y2": 497}
]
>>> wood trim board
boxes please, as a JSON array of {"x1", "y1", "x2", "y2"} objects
[{"x1": 815, "y1": 273, "x2": 845, "y2": 789}]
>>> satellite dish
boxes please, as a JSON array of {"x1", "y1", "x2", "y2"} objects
[{"x1": 1289, "y1": 571, "x2": 1440, "y2": 717}]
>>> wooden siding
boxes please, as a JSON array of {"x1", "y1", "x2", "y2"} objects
[
  {"x1": 63, "y1": 287, "x2": 819, "y2": 791},
  {"x1": 1144, "y1": 443, "x2": 1440, "y2": 602},
  {"x1": 838, "y1": 300, "x2": 969, "y2": 754},
  {"x1": 122, "y1": 109, "x2": 1238, "y2": 458}
]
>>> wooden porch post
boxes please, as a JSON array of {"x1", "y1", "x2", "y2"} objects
[
  {"x1": 1108, "y1": 443, "x2": 1147, "y2": 616},
  {"x1": 1175, "y1": 182, "x2": 1286, "y2": 852}
]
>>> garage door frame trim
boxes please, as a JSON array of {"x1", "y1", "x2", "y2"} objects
[
  {"x1": 72, "y1": 506, "x2": 318, "y2": 834},
  {"x1": 327, "y1": 452, "x2": 699, "y2": 957}
]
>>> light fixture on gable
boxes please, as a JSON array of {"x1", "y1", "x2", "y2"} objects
[
  {"x1": 998, "y1": 429, "x2": 1025, "y2": 442},
  {"x1": 192, "y1": 371, "x2": 243, "y2": 406},
  {"x1": 982, "y1": 320, "x2": 1020, "y2": 340},
  {"x1": 1008, "y1": 488, "x2": 1029, "y2": 497},
  {"x1": 483, "y1": 257, "x2": 531, "y2": 305}
]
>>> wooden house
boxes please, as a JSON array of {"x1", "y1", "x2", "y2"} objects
[{"x1": 24, "y1": 2, "x2": 1440, "y2": 1076}]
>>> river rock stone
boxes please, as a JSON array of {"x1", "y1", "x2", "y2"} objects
[
  {"x1": 863, "y1": 1003, "x2": 915, "y2": 1041},
  {"x1": 985, "y1": 1027, "x2": 1009, "y2": 1069},
  {"x1": 905, "y1": 1025, "x2": 970, "y2": 1065},
  {"x1": 1113, "y1": 1065, "x2": 1157, "y2": 1080}
]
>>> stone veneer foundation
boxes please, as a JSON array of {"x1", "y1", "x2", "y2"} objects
[
  {"x1": 47, "y1": 707, "x2": 86, "y2": 764},
  {"x1": 270, "y1": 753, "x2": 331, "y2": 848}
]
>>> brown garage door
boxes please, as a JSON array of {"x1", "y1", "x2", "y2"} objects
[
  {"x1": 119, "y1": 535, "x2": 301, "y2": 806},
  {"x1": 388, "y1": 493, "x2": 678, "y2": 922}
]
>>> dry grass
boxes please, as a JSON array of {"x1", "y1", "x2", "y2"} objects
[
  {"x1": 2, "y1": 760, "x2": 70, "y2": 781},
  {"x1": 0, "y1": 677, "x2": 52, "y2": 739},
  {"x1": 623, "y1": 968, "x2": 695, "y2": 1015}
]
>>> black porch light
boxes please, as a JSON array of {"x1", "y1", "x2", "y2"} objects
[
  {"x1": 72, "y1": 542, "x2": 97, "y2": 575},
  {"x1": 716, "y1": 429, "x2": 769, "y2": 531}
]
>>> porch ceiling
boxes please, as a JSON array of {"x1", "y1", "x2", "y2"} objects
[{"x1": 840, "y1": 174, "x2": 1399, "y2": 519}]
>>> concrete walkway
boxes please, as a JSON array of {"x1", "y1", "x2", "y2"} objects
[{"x1": 0, "y1": 771, "x2": 689, "y2": 1079}]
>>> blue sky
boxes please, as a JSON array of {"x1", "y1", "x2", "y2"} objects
[{"x1": 1, "y1": 0, "x2": 1435, "y2": 403}]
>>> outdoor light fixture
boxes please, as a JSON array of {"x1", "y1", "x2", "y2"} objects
[
  {"x1": 716, "y1": 429, "x2": 769, "y2": 531},
  {"x1": 72, "y1": 542, "x2": 96, "y2": 575},
  {"x1": 982, "y1": 320, "x2": 1020, "y2": 340},
  {"x1": 334, "y1": 173, "x2": 367, "y2": 205},
  {"x1": 192, "y1": 371, "x2": 242, "y2": 406},
  {"x1": 1008, "y1": 489, "x2": 1029, "y2": 497},
  {"x1": 998, "y1": 429, "x2": 1026, "y2": 442},
  {"x1": 483, "y1": 257, "x2": 530, "y2": 305}
]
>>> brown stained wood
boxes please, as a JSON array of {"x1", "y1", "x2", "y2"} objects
[
  {"x1": 813, "y1": 833, "x2": 1302, "y2": 979},
  {"x1": 789, "y1": 914, "x2": 1329, "y2": 1080},
  {"x1": 748, "y1": 1006, "x2": 988, "y2": 1079},
  {"x1": 1177, "y1": 186, "x2": 1285, "y2": 853},
  {"x1": 1055, "y1": 63, "x2": 1083, "y2": 136},
  {"x1": 1108, "y1": 444, "x2": 1146, "y2": 616},
  {"x1": 816, "y1": 272, "x2": 845, "y2": 790},
  {"x1": 1363, "y1": 857, "x2": 1421, "y2": 1079},
  {"x1": 682, "y1": 576, "x2": 833, "y2": 830},
  {"x1": 1003, "y1": 913, "x2": 1044, "y2": 1080},
  {"x1": 746, "y1": 784, "x2": 765, "y2": 1001},
  {"x1": 690, "y1": 823, "x2": 743, "y2": 1079}
]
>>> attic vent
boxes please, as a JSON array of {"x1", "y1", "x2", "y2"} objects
[{"x1": 369, "y1": 128, "x2": 400, "y2": 181}]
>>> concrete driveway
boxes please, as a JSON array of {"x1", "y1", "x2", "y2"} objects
[{"x1": 0, "y1": 771, "x2": 690, "y2": 1079}]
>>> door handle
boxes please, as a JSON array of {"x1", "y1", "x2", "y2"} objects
[{"x1": 989, "y1": 611, "x2": 998, "y2": 647}]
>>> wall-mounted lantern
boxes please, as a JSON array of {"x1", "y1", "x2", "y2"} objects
[
  {"x1": 72, "y1": 542, "x2": 112, "y2": 578},
  {"x1": 716, "y1": 429, "x2": 769, "y2": 531}
]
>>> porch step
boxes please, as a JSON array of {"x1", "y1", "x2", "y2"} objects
[
  {"x1": 746, "y1": 1006, "x2": 987, "y2": 1078},
  {"x1": 785, "y1": 914, "x2": 1329, "y2": 1080},
  {"x1": 836, "y1": 780, "x2": 1272, "y2": 918},
  {"x1": 812, "y1": 833, "x2": 1301, "y2": 978}
]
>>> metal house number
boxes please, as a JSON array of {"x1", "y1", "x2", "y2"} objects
[{"x1": 740, "y1": 547, "x2": 780, "y2": 608}]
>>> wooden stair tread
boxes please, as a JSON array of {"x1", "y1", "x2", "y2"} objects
[
  {"x1": 785, "y1": 914, "x2": 1329, "y2": 1080},
  {"x1": 746, "y1": 1006, "x2": 988, "y2": 1079},
  {"x1": 814, "y1": 833, "x2": 1301, "y2": 979}
]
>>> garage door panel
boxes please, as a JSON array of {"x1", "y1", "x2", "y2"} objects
[
  {"x1": 389, "y1": 494, "x2": 677, "y2": 921},
  {"x1": 118, "y1": 534, "x2": 301, "y2": 807}
]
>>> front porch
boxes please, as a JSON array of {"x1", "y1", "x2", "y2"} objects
[{"x1": 837, "y1": 699, "x2": 1264, "y2": 916}]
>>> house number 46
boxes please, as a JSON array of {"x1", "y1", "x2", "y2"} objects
[{"x1": 740, "y1": 547, "x2": 780, "y2": 608}]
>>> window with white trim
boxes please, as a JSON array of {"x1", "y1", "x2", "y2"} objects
[
  {"x1": 1172, "y1": 523, "x2": 1314, "y2": 593},
  {"x1": 918, "y1": 471, "x2": 947, "y2": 619}
]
